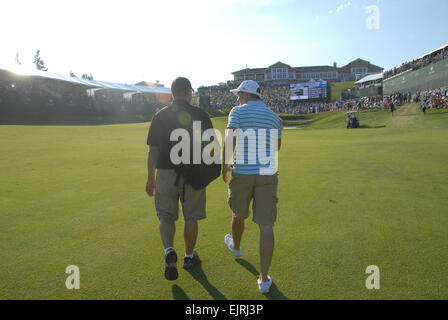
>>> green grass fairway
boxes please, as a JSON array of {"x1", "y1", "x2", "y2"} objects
[
  {"x1": 1, "y1": 104, "x2": 448, "y2": 300},
  {"x1": 330, "y1": 81, "x2": 355, "y2": 101}
]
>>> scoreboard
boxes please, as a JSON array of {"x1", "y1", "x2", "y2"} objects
[{"x1": 290, "y1": 80, "x2": 328, "y2": 101}]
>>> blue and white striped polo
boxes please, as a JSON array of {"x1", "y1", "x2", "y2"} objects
[{"x1": 227, "y1": 100, "x2": 283, "y2": 175}]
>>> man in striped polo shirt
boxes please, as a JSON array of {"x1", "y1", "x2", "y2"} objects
[{"x1": 222, "y1": 80, "x2": 283, "y2": 294}]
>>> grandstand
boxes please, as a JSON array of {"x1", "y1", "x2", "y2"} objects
[
  {"x1": 337, "y1": 43, "x2": 448, "y2": 100},
  {"x1": 383, "y1": 43, "x2": 448, "y2": 80},
  {"x1": 341, "y1": 73, "x2": 383, "y2": 100},
  {"x1": 383, "y1": 44, "x2": 448, "y2": 95},
  {"x1": 0, "y1": 64, "x2": 171, "y2": 124}
]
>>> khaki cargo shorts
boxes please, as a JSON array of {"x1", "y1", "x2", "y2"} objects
[
  {"x1": 228, "y1": 173, "x2": 279, "y2": 227},
  {"x1": 155, "y1": 169, "x2": 206, "y2": 222}
]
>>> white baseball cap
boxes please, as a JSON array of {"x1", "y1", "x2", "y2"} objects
[{"x1": 230, "y1": 80, "x2": 262, "y2": 98}]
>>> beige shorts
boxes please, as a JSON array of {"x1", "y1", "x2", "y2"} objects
[
  {"x1": 155, "y1": 169, "x2": 206, "y2": 222},
  {"x1": 228, "y1": 173, "x2": 279, "y2": 226}
]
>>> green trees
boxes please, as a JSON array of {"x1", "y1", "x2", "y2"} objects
[{"x1": 34, "y1": 49, "x2": 48, "y2": 71}]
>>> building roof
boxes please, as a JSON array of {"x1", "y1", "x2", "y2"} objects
[
  {"x1": 355, "y1": 73, "x2": 383, "y2": 85},
  {"x1": 232, "y1": 65, "x2": 338, "y2": 75},
  {"x1": 135, "y1": 81, "x2": 164, "y2": 87},
  {"x1": 131, "y1": 85, "x2": 172, "y2": 94},
  {"x1": 340, "y1": 58, "x2": 383, "y2": 71},
  {"x1": 231, "y1": 67, "x2": 267, "y2": 75},
  {"x1": 294, "y1": 65, "x2": 336, "y2": 71},
  {"x1": 269, "y1": 61, "x2": 292, "y2": 68}
]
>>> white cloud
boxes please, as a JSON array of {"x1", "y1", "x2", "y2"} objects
[{"x1": 336, "y1": 1, "x2": 352, "y2": 14}]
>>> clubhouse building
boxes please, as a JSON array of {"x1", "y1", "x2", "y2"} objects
[{"x1": 231, "y1": 59, "x2": 383, "y2": 86}]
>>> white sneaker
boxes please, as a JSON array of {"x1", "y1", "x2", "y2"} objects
[
  {"x1": 224, "y1": 234, "x2": 242, "y2": 258},
  {"x1": 258, "y1": 275, "x2": 273, "y2": 294}
]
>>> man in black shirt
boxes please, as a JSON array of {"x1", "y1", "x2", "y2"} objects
[{"x1": 146, "y1": 77, "x2": 214, "y2": 280}]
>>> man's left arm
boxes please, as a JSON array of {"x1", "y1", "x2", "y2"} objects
[{"x1": 276, "y1": 117, "x2": 283, "y2": 152}]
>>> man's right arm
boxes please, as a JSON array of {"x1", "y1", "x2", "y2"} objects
[
  {"x1": 146, "y1": 114, "x2": 160, "y2": 197},
  {"x1": 276, "y1": 116, "x2": 283, "y2": 152},
  {"x1": 222, "y1": 127, "x2": 237, "y2": 183},
  {"x1": 222, "y1": 108, "x2": 240, "y2": 183},
  {"x1": 277, "y1": 139, "x2": 282, "y2": 151},
  {"x1": 146, "y1": 146, "x2": 159, "y2": 197}
]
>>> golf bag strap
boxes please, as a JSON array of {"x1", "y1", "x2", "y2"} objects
[
  {"x1": 181, "y1": 182, "x2": 186, "y2": 204},
  {"x1": 174, "y1": 172, "x2": 181, "y2": 187},
  {"x1": 174, "y1": 172, "x2": 186, "y2": 203}
]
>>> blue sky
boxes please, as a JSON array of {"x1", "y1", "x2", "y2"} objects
[{"x1": 1, "y1": 0, "x2": 447, "y2": 87}]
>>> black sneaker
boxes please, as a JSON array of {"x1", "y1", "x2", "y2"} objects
[
  {"x1": 164, "y1": 249, "x2": 178, "y2": 281},
  {"x1": 183, "y1": 251, "x2": 199, "y2": 270}
]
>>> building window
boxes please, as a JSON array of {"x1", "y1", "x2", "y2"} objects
[
  {"x1": 298, "y1": 72, "x2": 337, "y2": 80},
  {"x1": 272, "y1": 68, "x2": 288, "y2": 80},
  {"x1": 351, "y1": 67, "x2": 368, "y2": 75}
]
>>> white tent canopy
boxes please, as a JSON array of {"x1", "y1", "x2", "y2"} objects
[
  {"x1": 0, "y1": 64, "x2": 102, "y2": 88},
  {"x1": 93, "y1": 80, "x2": 135, "y2": 92},
  {"x1": 131, "y1": 85, "x2": 172, "y2": 95},
  {"x1": 355, "y1": 73, "x2": 383, "y2": 85},
  {"x1": 0, "y1": 64, "x2": 172, "y2": 94},
  {"x1": 417, "y1": 43, "x2": 448, "y2": 60}
]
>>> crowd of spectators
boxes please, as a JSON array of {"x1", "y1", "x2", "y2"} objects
[
  {"x1": 261, "y1": 86, "x2": 291, "y2": 113},
  {"x1": 206, "y1": 84, "x2": 293, "y2": 112},
  {"x1": 204, "y1": 84, "x2": 295, "y2": 112},
  {"x1": 201, "y1": 83, "x2": 400, "y2": 115},
  {"x1": 383, "y1": 45, "x2": 448, "y2": 80},
  {"x1": 415, "y1": 87, "x2": 448, "y2": 110},
  {"x1": 205, "y1": 85, "x2": 237, "y2": 110}
]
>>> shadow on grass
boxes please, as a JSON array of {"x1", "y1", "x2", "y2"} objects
[
  {"x1": 426, "y1": 110, "x2": 448, "y2": 115},
  {"x1": 0, "y1": 118, "x2": 149, "y2": 126},
  {"x1": 236, "y1": 259, "x2": 289, "y2": 300},
  {"x1": 186, "y1": 259, "x2": 227, "y2": 300},
  {"x1": 398, "y1": 115, "x2": 420, "y2": 118},
  {"x1": 172, "y1": 285, "x2": 190, "y2": 300},
  {"x1": 355, "y1": 125, "x2": 386, "y2": 129}
]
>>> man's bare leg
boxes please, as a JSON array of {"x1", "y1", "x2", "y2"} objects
[
  {"x1": 259, "y1": 224, "x2": 274, "y2": 283},
  {"x1": 160, "y1": 218, "x2": 175, "y2": 250},
  {"x1": 232, "y1": 216, "x2": 245, "y2": 250},
  {"x1": 184, "y1": 220, "x2": 198, "y2": 255}
]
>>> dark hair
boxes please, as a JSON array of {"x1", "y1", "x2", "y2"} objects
[
  {"x1": 248, "y1": 93, "x2": 261, "y2": 100},
  {"x1": 249, "y1": 88, "x2": 261, "y2": 100},
  {"x1": 247, "y1": 87, "x2": 261, "y2": 100},
  {"x1": 171, "y1": 77, "x2": 193, "y2": 99}
]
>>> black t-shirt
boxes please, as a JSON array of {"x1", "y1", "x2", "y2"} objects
[{"x1": 147, "y1": 100, "x2": 214, "y2": 169}]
